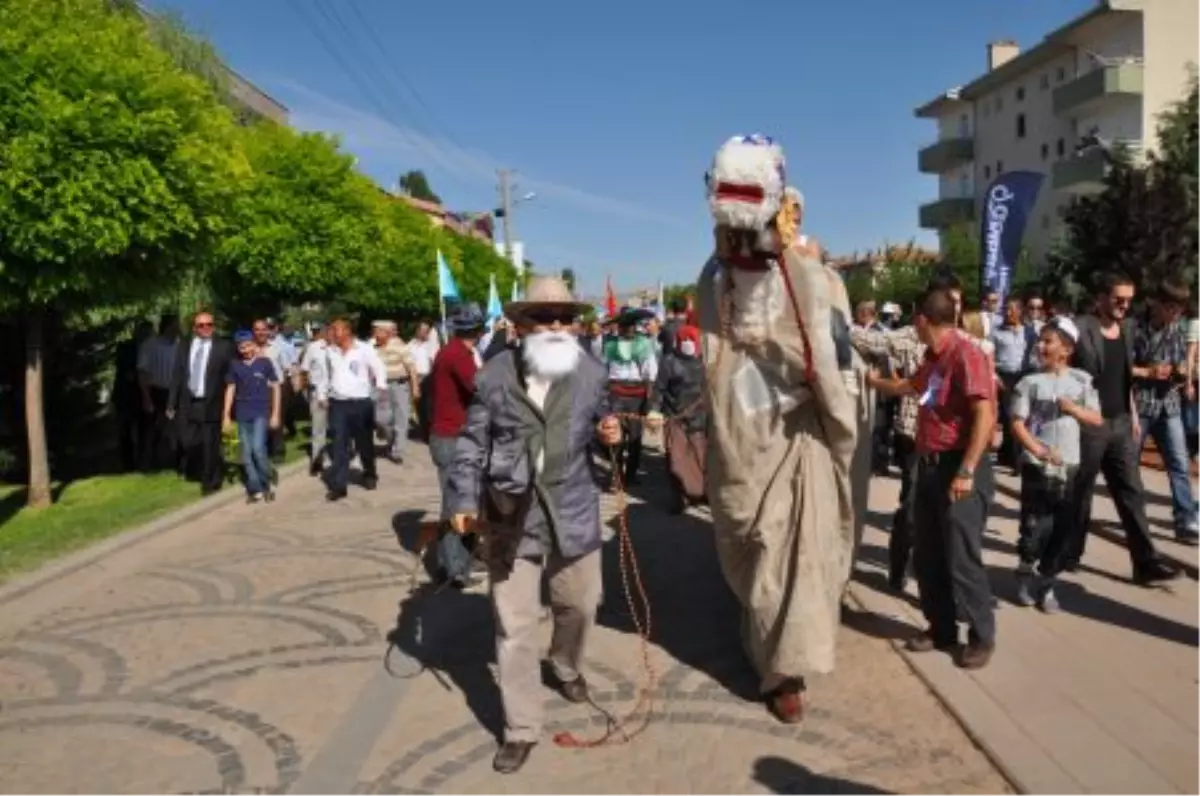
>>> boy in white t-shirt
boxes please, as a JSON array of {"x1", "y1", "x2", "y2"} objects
[{"x1": 1009, "y1": 318, "x2": 1104, "y2": 611}]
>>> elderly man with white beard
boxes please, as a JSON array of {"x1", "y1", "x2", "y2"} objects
[
  {"x1": 696, "y1": 135, "x2": 858, "y2": 724},
  {"x1": 446, "y1": 274, "x2": 623, "y2": 775}
]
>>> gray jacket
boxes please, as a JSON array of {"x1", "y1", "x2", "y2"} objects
[{"x1": 447, "y1": 349, "x2": 612, "y2": 560}]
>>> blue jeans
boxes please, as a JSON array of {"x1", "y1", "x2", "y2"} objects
[
  {"x1": 238, "y1": 416, "x2": 272, "y2": 495},
  {"x1": 429, "y1": 434, "x2": 473, "y2": 582},
  {"x1": 1139, "y1": 412, "x2": 1198, "y2": 533}
]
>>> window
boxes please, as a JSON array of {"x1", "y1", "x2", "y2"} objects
[
  {"x1": 1016, "y1": 113, "x2": 1027, "y2": 139},
  {"x1": 1056, "y1": 66, "x2": 1066, "y2": 82},
  {"x1": 1041, "y1": 142, "x2": 1050, "y2": 160},
  {"x1": 984, "y1": 165, "x2": 992, "y2": 180},
  {"x1": 1016, "y1": 86, "x2": 1026, "y2": 102},
  {"x1": 1056, "y1": 137, "x2": 1065, "y2": 157},
  {"x1": 997, "y1": 160, "x2": 1004, "y2": 174},
  {"x1": 1040, "y1": 73, "x2": 1049, "y2": 90}
]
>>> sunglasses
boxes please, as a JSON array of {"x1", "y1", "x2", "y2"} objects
[
  {"x1": 524, "y1": 310, "x2": 574, "y2": 326},
  {"x1": 195, "y1": 321, "x2": 214, "y2": 329}
]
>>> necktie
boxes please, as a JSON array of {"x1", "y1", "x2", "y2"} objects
[{"x1": 189, "y1": 340, "x2": 206, "y2": 397}]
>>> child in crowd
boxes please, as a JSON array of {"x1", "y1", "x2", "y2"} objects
[
  {"x1": 223, "y1": 330, "x2": 281, "y2": 503},
  {"x1": 1009, "y1": 318, "x2": 1103, "y2": 610}
]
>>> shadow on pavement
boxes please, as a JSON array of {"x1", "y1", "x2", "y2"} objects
[
  {"x1": 600, "y1": 455, "x2": 760, "y2": 703},
  {"x1": 752, "y1": 755, "x2": 892, "y2": 794}
]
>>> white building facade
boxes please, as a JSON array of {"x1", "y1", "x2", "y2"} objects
[{"x1": 915, "y1": 0, "x2": 1198, "y2": 269}]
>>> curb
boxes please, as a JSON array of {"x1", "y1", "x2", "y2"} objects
[
  {"x1": 844, "y1": 585, "x2": 1031, "y2": 795},
  {"x1": 0, "y1": 459, "x2": 309, "y2": 608}
]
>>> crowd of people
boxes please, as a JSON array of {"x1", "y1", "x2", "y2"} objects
[{"x1": 106, "y1": 133, "x2": 1195, "y2": 777}]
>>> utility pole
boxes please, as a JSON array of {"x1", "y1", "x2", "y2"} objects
[{"x1": 498, "y1": 169, "x2": 514, "y2": 265}]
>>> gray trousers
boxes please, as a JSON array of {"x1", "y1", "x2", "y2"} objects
[
  {"x1": 492, "y1": 547, "x2": 602, "y2": 743},
  {"x1": 375, "y1": 380, "x2": 411, "y2": 458},
  {"x1": 309, "y1": 393, "x2": 328, "y2": 464}
]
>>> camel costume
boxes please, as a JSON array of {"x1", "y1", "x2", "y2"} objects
[{"x1": 696, "y1": 136, "x2": 858, "y2": 722}]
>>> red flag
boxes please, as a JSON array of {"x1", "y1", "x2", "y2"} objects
[{"x1": 605, "y1": 276, "x2": 617, "y2": 318}]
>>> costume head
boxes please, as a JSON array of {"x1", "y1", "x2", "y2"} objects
[
  {"x1": 706, "y1": 134, "x2": 788, "y2": 267},
  {"x1": 506, "y1": 275, "x2": 588, "y2": 381}
]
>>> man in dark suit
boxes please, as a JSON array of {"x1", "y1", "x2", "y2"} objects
[
  {"x1": 168, "y1": 311, "x2": 235, "y2": 495},
  {"x1": 1041, "y1": 273, "x2": 1178, "y2": 585}
]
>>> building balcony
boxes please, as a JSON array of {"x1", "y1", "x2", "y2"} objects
[
  {"x1": 1053, "y1": 139, "x2": 1142, "y2": 194},
  {"x1": 1053, "y1": 62, "x2": 1143, "y2": 116},
  {"x1": 919, "y1": 197, "x2": 976, "y2": 230},
  {"x1": 918, "y1": 137, "x2": 975, "y2": 174}
]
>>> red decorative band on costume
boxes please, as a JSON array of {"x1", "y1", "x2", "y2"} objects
[
  {"x1": 714, "y1": 182, "x2": 764, "y2": 204},
  {"x1": 609, "y1": 383, "x2": 649, "y2": 399}
]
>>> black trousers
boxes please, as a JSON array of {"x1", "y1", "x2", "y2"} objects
[
  {"x1": 140, "y1": 386, "x2": 173, "y2": 471},
  {"x1": 1017, "y1": 462, "x2": 1077, "y2": 567},
  {"x1": 996, "y1": 371, "x2": 1023, "y2": 467},
  {"x1": 179, "y1": 397, "x2": 222, "y2": 491},
  {"x1": 328, "y1": 398, "x2": 376, "y2": 492},
  {"x1": 912, "y1": 452, "x2": 995, "y2": 645},
  {"x1": 1047, "y1": 414, "x2": 1158, "y2": 574},
  {"x1": 889, "y1": 434, "x2": 918, "y2": 579}
]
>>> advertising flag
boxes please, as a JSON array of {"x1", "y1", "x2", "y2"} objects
[
  {"x1": 436, "y1": 250, "x2": 460, "y2": 301},
  {"x1": 979, "y1": 171, "x2": 1044, "y2": 306}
]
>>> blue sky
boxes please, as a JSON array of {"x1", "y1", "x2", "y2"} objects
[{"x1": 150, "y1": 0, "x2": 1094, "y2": 299}]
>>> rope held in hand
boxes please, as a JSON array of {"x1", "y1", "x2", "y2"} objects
[{"x1": 410, "y1": 411, "x2": 661, "y2": 749}]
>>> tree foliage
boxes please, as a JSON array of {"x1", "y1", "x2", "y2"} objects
[
  {"x1": 398, "y1": 169, "x2": 441, "y2": 204},
  {"x1": 1041, "y1": 76, "x2": 1198, "y2": 306}
]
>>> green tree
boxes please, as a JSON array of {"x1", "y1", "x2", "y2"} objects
[
  {"x1": 0, "y1": 0, "x2": 245, "y2": 507},
  {"x1": 217, "y1": 122, "x2": 383, "y2": 320},
  {"x1": 560, "y1": 268, "x2": 577, "y2": 293},
  {"x1": 398, "y1": 169, "x2": 441, "y2": 204}
]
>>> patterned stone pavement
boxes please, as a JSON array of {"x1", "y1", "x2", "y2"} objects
[{"x1": 0, "y1": 443, "x2": 1010, "y2": 794}]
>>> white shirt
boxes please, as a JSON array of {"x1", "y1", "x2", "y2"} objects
[
  {"x1": 527, "y1": 375, "x2": 552, "y2": 474},
  {"x1": 187, "y1": 337, "x2": 213, "y2": 399},
  {"x1": 300, "y1": 339, "x2": 328, "y2": 386},
  {"x1": 318, "y1": 340, "x2": 387, "y2": 401},
  {"x1": 411, "y1": 332, "x2": 441, "y2": 377}
]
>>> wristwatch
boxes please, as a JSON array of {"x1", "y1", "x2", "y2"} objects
[{"x1": 957, "y1": 466, "x2": 974, "y2": 479}]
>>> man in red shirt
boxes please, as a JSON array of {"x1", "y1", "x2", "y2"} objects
[
  {"x1": 429, "y1": 303, "x2": 486, "y2": 588},
  {"x1": 872, "y1": 287, "x2": 997, "y2": 669}
]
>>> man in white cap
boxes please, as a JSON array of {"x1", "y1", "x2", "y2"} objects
[
  {"x1": 446, "y1": 274, "x2": 622, "y2": 774},
  {"x1": 695, "y1": 135, "x2": 858, "y2": 723}
]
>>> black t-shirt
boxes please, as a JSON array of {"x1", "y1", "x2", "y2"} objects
[{"x1": 1097, "y1": 333, "x2": 1131, "y2": 419}]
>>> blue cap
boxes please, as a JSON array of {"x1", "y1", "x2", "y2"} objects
[{"x1": 234, "y1": 329, "x2": 254, "y2": 344}]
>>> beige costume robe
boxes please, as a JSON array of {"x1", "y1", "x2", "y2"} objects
[{"x1": 697, "y1": 248, "x2": 857, "y2": 686}]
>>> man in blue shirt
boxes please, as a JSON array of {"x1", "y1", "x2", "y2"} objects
[{"x1": 992, "y1": 296, "x2": 1035, "y2": 470}]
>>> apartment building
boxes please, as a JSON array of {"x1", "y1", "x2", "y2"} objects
[{"x1": 914, "y1": 0, "x2": 1198, "y2": 268}]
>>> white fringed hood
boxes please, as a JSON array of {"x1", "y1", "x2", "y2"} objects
[{"x1": 706, "y1": 134, "x2": 787, "y2": 232}]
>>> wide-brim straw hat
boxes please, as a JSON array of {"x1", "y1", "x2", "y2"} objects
[{"x1": 504, "y1": 275, "x2": 589, "y2": 323}]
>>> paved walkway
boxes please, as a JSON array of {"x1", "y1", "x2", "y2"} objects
[
  {"x1": 850, "y1": 466, "x2": 1198, "y2": 794},
  {"x1": 0, "y1": 444, "x2": 1008, "y2": 794}
]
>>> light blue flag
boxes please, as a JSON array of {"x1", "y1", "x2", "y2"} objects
[
  {"x1": 486, "y1": 273, "x2": 502, "y2": 322},
  {"x1": 437, "y1": 250, "x2": 460, "y2": 300}
]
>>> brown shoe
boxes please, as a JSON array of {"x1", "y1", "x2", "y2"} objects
[
  {"x1": 958, "y1": 640, "x2": 995, "y2": 670},
  {"x1": 557, "y1": 675, "x2": 589, "y2": 704},
  {"x1": 492, "y1": 741, "x2": 535, "y2": 774},
  {"x1": 905, "y1": 630, "x2": 956, "y2": 653}
]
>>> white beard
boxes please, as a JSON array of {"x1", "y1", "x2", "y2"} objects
[
  {"x1": 726, "y1": 266, "x2": 784, "y2": 344},
  {"x1": 522, "y1": 330, "x2": 580, "y2": 381}
]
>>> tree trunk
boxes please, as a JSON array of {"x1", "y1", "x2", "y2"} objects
[{"x1": 24, "y1": 307, "x2": 52, "y2": 509}]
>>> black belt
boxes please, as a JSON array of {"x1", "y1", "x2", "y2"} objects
[
  {"x1": 917, "y1": 450, "x2": 963, "y2": 467},
  {"x1": 387, "y1": 377, "x2": 409, "y2": 384}
]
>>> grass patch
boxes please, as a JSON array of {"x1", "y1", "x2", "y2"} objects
[{"x1": 0, "y1": 425, "x2": 310, "y2": 582}]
